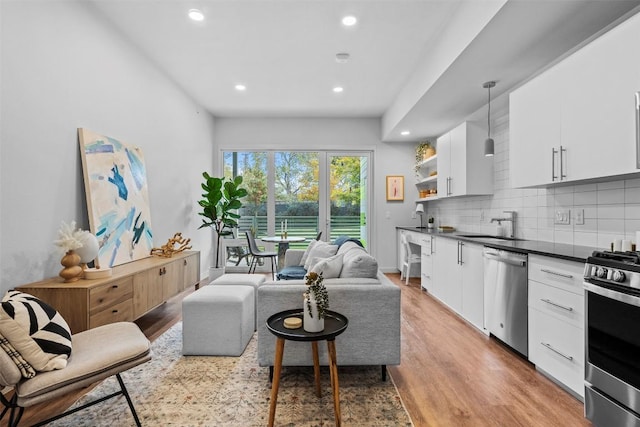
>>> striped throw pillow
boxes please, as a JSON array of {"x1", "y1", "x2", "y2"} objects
[{"x1": 0, "y1": 290, "x2": 72, "y2": 372}]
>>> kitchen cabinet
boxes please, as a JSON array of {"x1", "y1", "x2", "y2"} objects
[
  {"x1": 528, "y1": 254, "x2": 584, "y2": 399},
  {"x1": 419, "y1": 234, "x2": 434, "y2": 292},
  {"x1": 431, "y1": 236, "x2": 484, "y2": 329},
  {"x1": 510, "y1": 12, "x2": 640, "y2": 188},
  {"x1": 461, "y1": 243, "x2": 484, "y2": 330},
  {"x1": 436, "y1": 122, "x2": 493, "y2": 198},
  {"x1": 17, "y1": 251, "x2": 200, "y2": 333}
]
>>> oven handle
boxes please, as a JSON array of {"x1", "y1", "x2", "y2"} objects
[{"x1": 584, "y1": 282, "x2": 640, "y2": 307}]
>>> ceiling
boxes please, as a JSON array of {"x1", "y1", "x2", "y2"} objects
[{"x1": 89, "y1": 0, "x2": 640, "y2": 142}]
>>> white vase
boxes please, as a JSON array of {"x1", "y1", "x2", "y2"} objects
[{"x1": 303, "y1": 297, "x2": 324, "y2": 332}]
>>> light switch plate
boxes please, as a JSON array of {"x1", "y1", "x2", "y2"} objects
[
  {"x1": 555, "y1": 209, "x2": 571, "y2": 225},
  {"x1": 575, "y1": 209, "x2": 585, "y2": 225}
]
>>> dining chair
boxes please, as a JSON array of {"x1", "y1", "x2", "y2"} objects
[
  {"x1": 245, "y1": 231, "x2": 278, "y2": 280},
  {"x1": 315, "y1": 231, "x2": 322, "y2": 241}
]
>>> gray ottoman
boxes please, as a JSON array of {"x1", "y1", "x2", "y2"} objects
[
  {"x1": 209, "y1": 273, "x2": 266, "y2": 329},
  {"x1": 182, "y1": 285, "x2": 255, "y2": 356}
]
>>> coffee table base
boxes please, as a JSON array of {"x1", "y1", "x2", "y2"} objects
[{"x1": 268, "y1": 337, "x2": 342, "y2": 427}]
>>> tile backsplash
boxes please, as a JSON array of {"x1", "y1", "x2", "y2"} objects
[{"x1": 424, "y1": 115, "x2": 639, "y2": 250}]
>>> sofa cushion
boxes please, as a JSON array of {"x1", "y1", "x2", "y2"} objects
[
  {"x1": 303, "y1": 241, "x2": 339, "y2": 270},
  {"x1": 299, "y1": 239, "x2": 318, "y2": 267},
  {"x1": 277, "y1": 265, "x2": 307, "y2": 280},
  {"x1": 310, "y1": 253, "x2": 343, "y2": 279},
  {"x1": 340, "y1": 251, "x2": 378, "y2": 279},
  {"x1": 337, "y1": 241, "x2": 365, "y2": 256},
  {"x1": 0, "y1": 291, "x2": 72, "y2": 374}
]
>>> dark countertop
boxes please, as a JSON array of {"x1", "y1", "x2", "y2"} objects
[{"x1": 397, "y1": 226, "x2": 601, "y2": 263}]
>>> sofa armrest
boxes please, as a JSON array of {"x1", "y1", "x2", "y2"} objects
[{"x1": 284, "y1": 249, "x2": 304, "y2": 267}]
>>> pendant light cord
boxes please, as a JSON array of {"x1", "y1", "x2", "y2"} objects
[{"x1": 487, "y1": 84, "x2": 491, "y2": 139}]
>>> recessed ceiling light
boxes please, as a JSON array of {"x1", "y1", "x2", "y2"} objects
[
  {"x1": 336, "y1": 52, "x2": 350, "y2": 63},
  {"x1": 401, "y1": 131, "x2": 411, "y2": 136},
  {"x1": 333, "y1": 86, "x2": 344, "y2": 93},
  {"x1": 342, "y1": 15, "x2": 357, "y2": 27},
  {"x1": 188, "y1": 9, "x2": 205, "y2": 22},
  {"x1": 235, "y1": 84, "x2": 246, "y2": 91}
]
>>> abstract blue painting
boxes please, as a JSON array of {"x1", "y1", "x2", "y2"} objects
[{"x1": 79, "y1": 128, "x2": 153, "y2": 268}]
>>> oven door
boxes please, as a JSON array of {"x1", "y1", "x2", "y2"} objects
[{"x1": 585, "y1": 282, "x2": 640, "y2": 417}]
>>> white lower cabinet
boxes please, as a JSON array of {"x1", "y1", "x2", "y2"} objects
[
  {"x1": 420, "y1": 234, "x2": 434, "y2": 292},
  {"x1": 431, "y1": 237, "x2": 484, "y2": 330},
  {"x1": 528, "y1": 254, "x2": 585, "y2": 399},
  {"x1": 461, "y1": 243, "x2": 484, "y2": 330}
]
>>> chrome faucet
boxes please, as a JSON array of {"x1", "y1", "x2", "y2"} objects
[{"x1": 490, "y1": 211, "x2": 517, "y2": 238}]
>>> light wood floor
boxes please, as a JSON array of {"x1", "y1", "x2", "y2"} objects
[{"x1": 4, "y1": 274, "x2": 590, "y2": 427}]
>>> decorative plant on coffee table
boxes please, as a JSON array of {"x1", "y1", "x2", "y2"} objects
[
  {"x1": 198, "y1": 173, "x2": 248, "y2": 275},
  {"x1": 303, "y1": 271, "x2": 329, "y2": 332}
]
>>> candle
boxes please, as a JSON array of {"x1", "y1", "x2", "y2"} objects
[{"x1": 285, "y1": 219, "x2": 287, "y2": 232}]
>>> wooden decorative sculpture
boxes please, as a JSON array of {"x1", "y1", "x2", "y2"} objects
[{"x1": 151, "y1": 233, "x2": 192, "y2": 257}]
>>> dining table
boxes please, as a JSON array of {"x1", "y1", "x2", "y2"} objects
[{"x1": 260, "y1": 235, "x2": 307, "y2": 270}]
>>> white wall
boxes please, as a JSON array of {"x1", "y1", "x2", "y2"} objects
[
  {"x1": 424, "y1": 114, "x2": 637, "y2": 251},
  {"x1": 214, "y1": 117, "x2": 417, "y2": 271},
  {"x1": 0, "y1": 1, "x2": 215, "y2": 291}
]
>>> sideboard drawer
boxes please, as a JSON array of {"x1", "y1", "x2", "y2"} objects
[
  {"x1": 89, "y1": 277, "x2": 133, "y2": 315},
  {"x1": 89, "y1": 299, "x2": 133, "y2": 329}
]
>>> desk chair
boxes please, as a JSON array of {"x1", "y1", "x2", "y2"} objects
[
  {"x1": 401, "y1": 233, "x2": 421, "y2": 285},
  {"x1": 245, "y1": 231, "x2": 278, "y2": 280}
]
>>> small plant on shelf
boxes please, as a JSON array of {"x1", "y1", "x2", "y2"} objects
[
  {"x1": 415, "y1": 141, "x2": 435, "y2": 173},
  {"x1": 427, "y1": 216, "x2": 435, "y2": 229}
]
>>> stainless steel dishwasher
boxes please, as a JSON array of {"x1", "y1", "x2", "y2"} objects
[{"x1": 483, "y1": 247, "x2": 528, "y2": 357}]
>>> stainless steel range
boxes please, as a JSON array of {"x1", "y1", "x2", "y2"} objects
[{"x1": 583, "y1": 251, "x2": 640, "y2": 426}]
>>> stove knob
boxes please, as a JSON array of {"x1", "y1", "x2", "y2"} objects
[
  {"x1": 595, "y1": 267, "x2": 608, "y2": 278},
  {"x1": 612, "y1": 270, "x2": 626, "y2": 283}
]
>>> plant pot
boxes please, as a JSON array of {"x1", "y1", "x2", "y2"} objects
[
  {"x1": 208, "y1": 266, "x2": 225, "y2": 283},
  {"x1": 423, "y1": 147, "x2": 436, "y2": 159},
  {"x1": 59, "y1": 250, "x2": 83, "y2": 283},
  {"x1": 303, "y1": 297, "x2": 324, "y2": 332},
  {"x1": 427, "y1": 223, "x2": 434, "y2": 230}
]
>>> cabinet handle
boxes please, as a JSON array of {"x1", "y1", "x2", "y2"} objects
[
  {"x1": 184, "y1": 260, "x2": 187, "y2": 266},
  {"x1": 112, "y1": 285, "x2": 118, "y2": 289},
  {"x1": 540, "y1": 268, "x2": 573, "y2": 279},
  {"x1": 540, "y1": 298, "x2": 574, "y2": 312},
  {"x1": 560, "y1": 145, "x2": 567, "y2": 180},
  {"x1": 458, "y1": 241, "x2": 464, "y2": 265},
  {"x1": 541, "y1": 342, "x2": 573, "y2": 361},
  {"x1": 112, "y1": 310, "x2": 118, "y2": 314},
  {"x1": 551, "y1": 147, "x2": 558, "y2": 181}
]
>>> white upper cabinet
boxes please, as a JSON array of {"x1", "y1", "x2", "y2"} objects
[
  {"x1": 436, "y1": 121, "x2": 493, "y2": 197},
  {"x1": 510, "y1": 12, "x2": 640, "y2": 188}
]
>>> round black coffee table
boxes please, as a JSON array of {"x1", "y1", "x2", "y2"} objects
[{"x1": 266, "y1": 309, "x2": 349, "y2": 427}]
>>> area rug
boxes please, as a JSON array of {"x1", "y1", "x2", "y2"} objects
[{"x1": 50, "y1": 322, "x2": 412, "y2": 426}]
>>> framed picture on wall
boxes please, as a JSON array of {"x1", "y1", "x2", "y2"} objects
[{"x1": 386, "y1": 175, "x2": 404, "y2": 201}]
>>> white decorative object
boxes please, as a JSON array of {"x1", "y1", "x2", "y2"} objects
[
  {"x1": 303, "y1": 296, "x2": 324, "y2": 333},
  {"x1": 75, "y1": 232, "x2": 99, "y2": 265}
]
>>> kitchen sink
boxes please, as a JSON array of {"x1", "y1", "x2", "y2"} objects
[{"x1": 456, "y1": 234, "x2": 523, "y2": 241}]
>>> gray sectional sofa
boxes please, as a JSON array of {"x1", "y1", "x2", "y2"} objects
[{"x1": 256, "y1": 241, "x2": 401, "y2": 380}]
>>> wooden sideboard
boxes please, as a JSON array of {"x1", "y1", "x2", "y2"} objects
[{"x1": 17, "y1": 251, "x2": 200, "y2": 334}]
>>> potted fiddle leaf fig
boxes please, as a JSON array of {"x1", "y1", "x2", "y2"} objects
[{"x1": 198, "y1": 172, "x2": 248, "y2": 279}]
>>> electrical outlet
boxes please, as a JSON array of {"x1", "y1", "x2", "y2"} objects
[
  {"x1": 385, "y1": 211, "x2": 391, "y2": 219},
  {"x1": 411, "y1": 211, "x2": 417, "y2": 219},
  {"x1": 555, "y1": 209, "x2": 571, "y2": 225},
  {"x1": 575, "y1": 209, "x2": 584, "y2": 225},
  {"x1": 480, "y1": 210, "x2": 485, "y2": 222}
]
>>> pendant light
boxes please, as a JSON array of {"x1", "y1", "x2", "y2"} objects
[{"x1": 483, "y1": 81, "x2": 496, "y2": 157}]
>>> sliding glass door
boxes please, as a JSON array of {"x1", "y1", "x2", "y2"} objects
[{"x1": 222, "y1": 150, "x2": 371, "y2": 270}]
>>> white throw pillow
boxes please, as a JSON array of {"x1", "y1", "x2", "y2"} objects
[
  {"x1": 303, "y1": 241, "x2": 339, "y2": 270},
  {"x1": 299, "y1": 239, "x2": 318, "y2": 267},
  {"x1": 310, "y1": 253, "x2": 344, "y2": 279}
]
